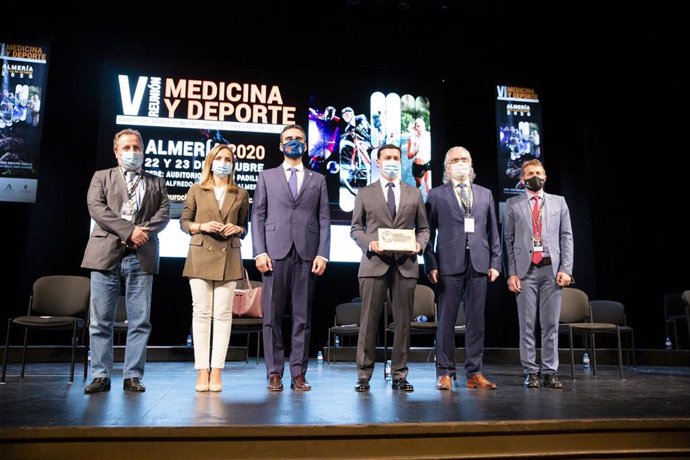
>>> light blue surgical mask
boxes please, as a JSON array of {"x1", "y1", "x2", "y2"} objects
[
  {"x1": 380, "y1": 160, "x2": 401, "y2": 180},
  {"x1": 212, "y1": 160, "x2": 232, "y2": 178},
  {"x1": 282, "y1": 139, "x2": 306, "y2": 158},
  {"x1": 120, "y1": 151, "x2": 143, "y2": 171}
]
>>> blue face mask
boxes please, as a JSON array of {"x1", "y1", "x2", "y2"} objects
[
  {"x1": 212, "y1": 160, "x2": 232, "y2": 178},
  {"x1": 381, "y1": 160, "x2": 401, "y2": 180},
  {"x1": 121, "y1": 151, "x2": 143, "y2": 171},
  {"x1": 282, "y1": 139, "x2": 306, "y2": 158}
]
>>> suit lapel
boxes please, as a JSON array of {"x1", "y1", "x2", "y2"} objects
[
  {"x1": 297, "y1": 168, "x2": 314, "y2": 201},
  {"x1": 373, "y1": 180, "x2": 394, "y2": 225},
  {"x1": 443, "y1": 182, "x2": 463, "y2": 216},
  {"x1": 220, "y1": 187, "x2": 237, "y2": 221},
  {"x1": 518, "y1": 194, "x2": 532, "y2": 230}
]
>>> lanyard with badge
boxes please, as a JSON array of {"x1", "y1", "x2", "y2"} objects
[
  {"x1": 530, "y1": 197, "x2": 544, "y2": 253},
  {"x1": 121, "y1": 171, "x2": 143, "y2": 222},
  {"x1": 456, "y1": 184, "x2": 474, "y2": 233}
]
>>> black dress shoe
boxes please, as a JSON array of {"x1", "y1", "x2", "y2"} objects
[
  {"x1": 84, "y1": 377, "x2": 111, "y2": 394},
  {"x1": 524, "y1": 373, "x2": 540, "y2": 388},
  {"x1": 543, "y1": 374, "x2": 564, "y2": 389},
  {"x1": 392, "y1": 378, "x2": 414, "y2": 392},
  {"x1": 354, "y1": 378, "x2": 370, "y2": 392},
  {"x1": 123, "y1": 377, "x2": 146, "y2": 392}
]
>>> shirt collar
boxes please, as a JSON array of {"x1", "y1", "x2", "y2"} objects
[
  {"x1": 450, "y1": 178, "x2": 471, "y2": 188},
  {"x1": 526, "y1": 189, "x2": 544, "y2": 200},
  {"x1": 283, "y1": 162, "x2": 304, "y2": 172}
]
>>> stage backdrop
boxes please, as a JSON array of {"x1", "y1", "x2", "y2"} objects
[{"x1": 95, "y1": 54, "x2": 440, "y2": 262}]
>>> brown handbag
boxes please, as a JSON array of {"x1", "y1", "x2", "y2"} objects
[{"x1": 233, "y1": 270, "x2": 263, "y2": 318}]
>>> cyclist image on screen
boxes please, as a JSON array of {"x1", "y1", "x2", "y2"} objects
[
  {"x1": 308, "y1": 106, "x2": 340, "y2": 172},
  {"x1": 339, "y1": 106, "x2": 372, "y2": 194}
]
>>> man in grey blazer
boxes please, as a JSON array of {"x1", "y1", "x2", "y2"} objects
[
  {"x1": 82, "y1": 128, "x2": 170, "y2": 393},
  {"x1": 424, "y1": 147, "x2": 501, "y2": 391},
  {"x1": 252, "y1": 124, "x2": 330, "y2": 392},
  {"x1": 503, "y1": 159, "x2": 573, "y2": 389},
  {"x1": 351, "y1": 144, "x2": 430, "y2": 392}
]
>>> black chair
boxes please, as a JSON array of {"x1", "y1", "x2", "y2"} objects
[
  {"x1": 664, "y1": 292, "x2": 690, "y2": 349},
  {"x1": 558, "y1": 287, "x2": 624, "y2": 380},
  {"x1": 383, "y1": 284, "x2": 437, "y2": 376},
  {"x1": 327, "y1": 302, "x2": 362, "y2": 363},
  {"x1": 2, "y1": 275, "x2": 91, "y2": 384},
  {"x1": 590, "y1": 300, "x2": 636, "y2": 367},
  {"x1": 231, "y1": 275, "x2": 263, "y2": 364}
]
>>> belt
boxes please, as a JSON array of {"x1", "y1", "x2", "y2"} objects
[{"x1": 532, "y1": 256, "x2": 552, "y2": 268}]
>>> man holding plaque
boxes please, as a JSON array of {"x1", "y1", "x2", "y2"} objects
[
  {"x1": 423, "y1": 146, "x2": 501, "y2": 392},
  {"x1": 350, "y1": 144, "x2": 429, "y2": 392}
]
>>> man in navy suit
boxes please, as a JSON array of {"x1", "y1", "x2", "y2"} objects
[
  {"x1": 504, "y1": 159, "x2": 573, "y2": 389},
  {"x1": 424, "y1": 147, "x2": 501, "y2": 391},
  {"x1": 252, "y1": 124, "x2": 331, "y2": 392}
]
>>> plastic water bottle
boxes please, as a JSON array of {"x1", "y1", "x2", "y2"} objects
[
  {"x1": 583, "y1": 352, "x2": 590, "y2": 369},
  {"x1": 385, "y1": 359, "x2": 392, "y2": 382},
  {"x1": 665, "y1": 337, "x2": 672, "y2": 350},
  {"x1": 415, "y1": 315, "x2": 428, "y2": 323},
  {"x1": 335, "y1": 335, "x2": 340, "y2": 348},
  {"x1": 186, "y1": 334, "x2": 193, "y2": 348},
  {"x1": 317, "y1": 351, "x2": 324, "y2": 365}
]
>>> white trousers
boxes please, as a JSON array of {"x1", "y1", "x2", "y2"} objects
[{"x1": 189, "y1": 278, "x2": 236, "y2": 369}]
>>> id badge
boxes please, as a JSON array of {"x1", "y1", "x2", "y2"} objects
[
  {"x1": 121, "y1": 202, "x2": 134, "y2": 222},
  {"x1": 532, "y1": 238, "x2": 543, "y2": 252},
  {"x1": 464, "y1": 217, "x2": 475, "y2": 233}
]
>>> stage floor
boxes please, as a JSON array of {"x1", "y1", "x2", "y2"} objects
[{"x1": 1, "y1": 359, "x2": 690, "y2": 427}]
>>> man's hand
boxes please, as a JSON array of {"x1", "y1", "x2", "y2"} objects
[
  {"x1": 128, "y1": 226, "x2": 150, "y2": 248},
  {"x1": 255, "y1": 254, "x2": 273, "y2": 274},
  {"x1": 507, "y1": 274, "x2": 521, "y2": 293},
  {"x1": 556, "y1": 272, "x2": 572, "y2": 287},
  {"x1": 488, "y1": 268, "x2": 500, "y2": 283},
  {"x1": 312, "y1": 256, "x2": 328, "y2": 276},
  {"x1": 428, "y1": 269, "x2": 439, "y2": 284}
]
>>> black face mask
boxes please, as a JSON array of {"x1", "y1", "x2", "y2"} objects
[{"x1": 524, "y1": 176, "x2": 545, "y2": 192}]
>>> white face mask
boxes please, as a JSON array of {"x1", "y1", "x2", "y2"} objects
[
  {"x1": 120, "y1": 151, "x2": 143, "y2": 171},
  {"x1": 450, "y1": 163, "x2": 470, "y2": 180},
  {"x1": 380, "y1": 160, "x2": 401, "y2": 180},
  {"x1": 212, "y1": 160, "x2": 232, "y2": 178}
]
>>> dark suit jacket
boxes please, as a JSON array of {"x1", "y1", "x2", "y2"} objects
[
  {"x1": 350, "y1": 180, "x2": 430, "y2": 279},
  {"x1": 424, "y1": 182, "x2": 501, "y2": 275},
  {"x1": 81, "y1": 167, "x2": 170, "y2": 274},
  {"x1": 251, "y1": 165, "x2": 330, "y2": 261}
]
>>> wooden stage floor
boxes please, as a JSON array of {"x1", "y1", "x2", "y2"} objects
[{"x1": 1, "y1": 358, "x2": 690, "y2": 459}]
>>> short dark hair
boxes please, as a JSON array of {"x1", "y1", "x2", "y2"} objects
[
  {"x1": 280, "y1": 124, "x2": 306, "y2": 143},
  {"x1": 378, "y1": 143, "x2": 402, "y2": 154}
]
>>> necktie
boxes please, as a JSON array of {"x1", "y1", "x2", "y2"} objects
[
  {"x1": 457, "y1": 183, "x2": 470, "y2": 216},
  {"x1": 531, "y1": 196, "x2": 543, "y2": 265},
  {"x1": 288, "y1": 167, "x2": 298, "y2": 199},
  {"x1": 386, "y1": 182, "x2": 396, "y2": 220}
]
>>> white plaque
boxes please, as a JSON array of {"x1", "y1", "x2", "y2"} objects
[{"x1": 378, "y1": 228, "x2": 416, "y2": 252}]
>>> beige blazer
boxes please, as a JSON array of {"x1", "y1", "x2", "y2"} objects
[{"x1": 180, "y1": 183, "x2": 250, "y2": 281}]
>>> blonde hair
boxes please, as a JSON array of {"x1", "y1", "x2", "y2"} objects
[
  {"x1": 520, "y1": 159, "x2": 545, "y2": 177},
  {"x1": 199, "y1": 144, "x2": 238, "y2": 191}
]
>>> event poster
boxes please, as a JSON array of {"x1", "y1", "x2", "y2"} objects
[
  {"x1": 0, "y1": 40, "x2": 49, "y2": 203},
  {"x1": 495, "y1": 84, "x2": 543, "y2": 203}
]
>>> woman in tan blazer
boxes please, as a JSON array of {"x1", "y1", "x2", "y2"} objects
[{"x1": 180, "y1": 144, "x2": 249, "y2": 392}]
